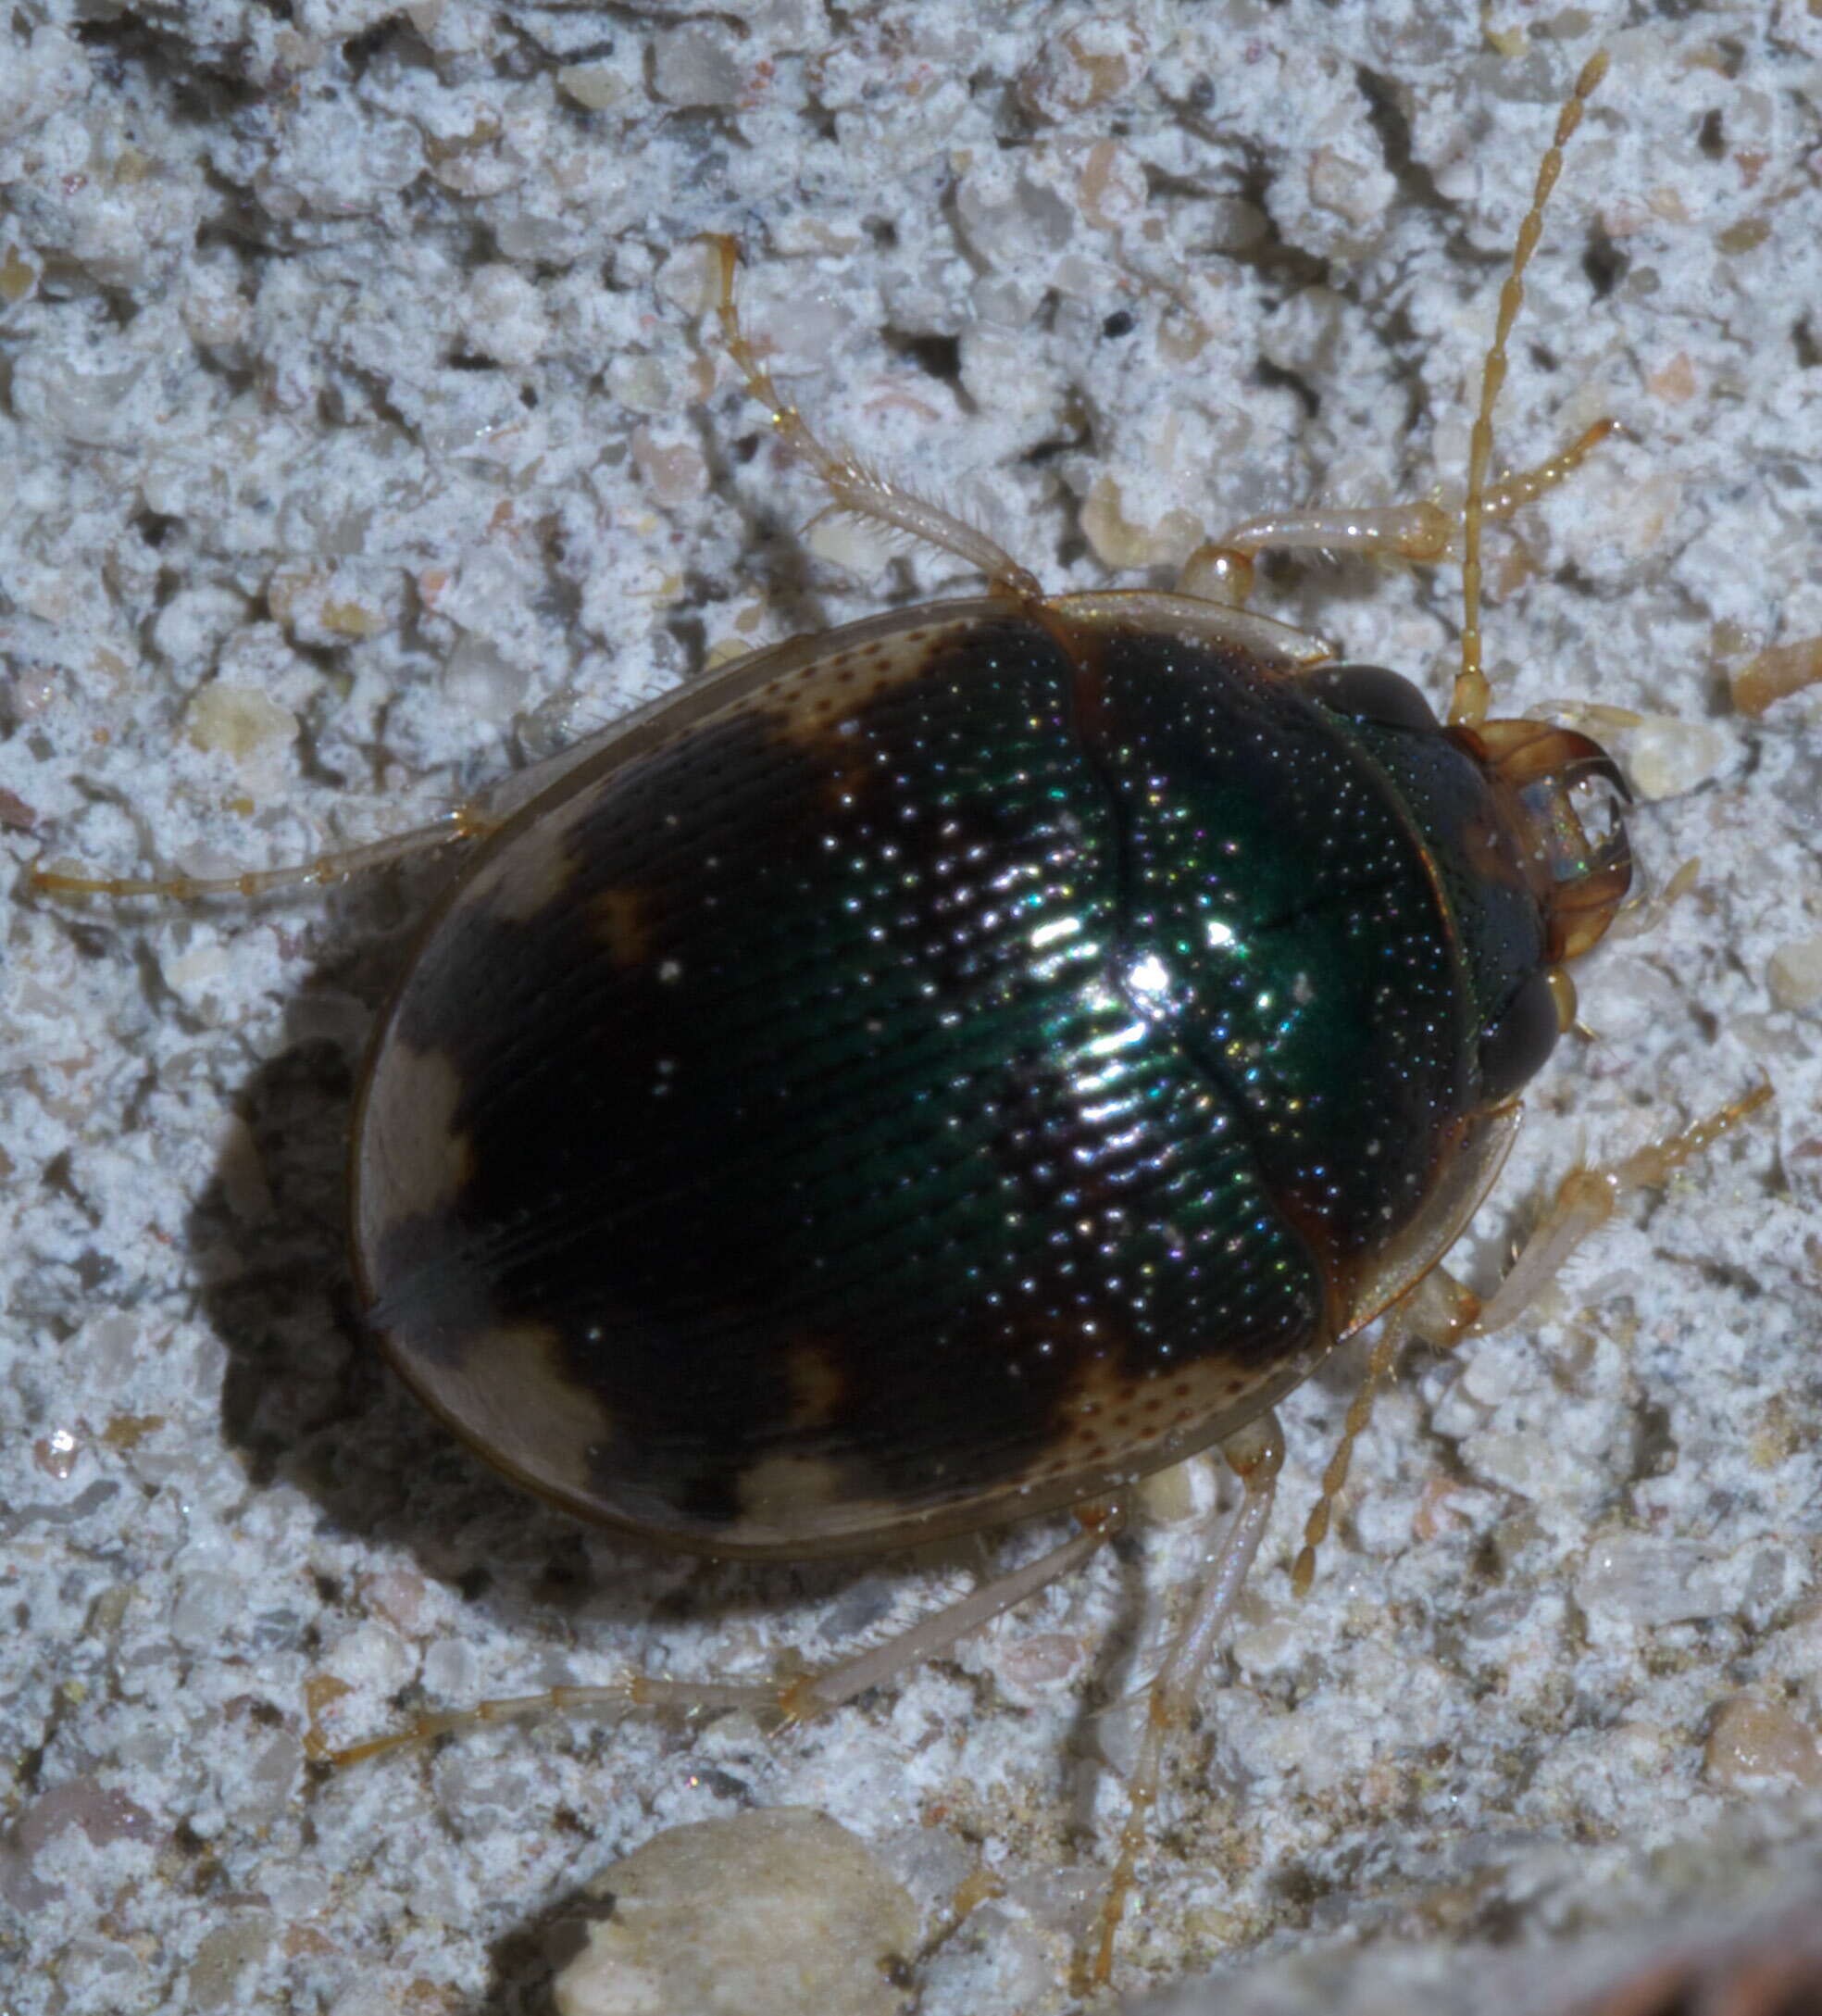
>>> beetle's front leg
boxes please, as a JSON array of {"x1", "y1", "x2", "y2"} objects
[
  {"x1": 705, "y1": 235, "x2": 1044, "y2": 604},
  {"x1": 1292, "y1": 1083, "x2": 1773, "y2": 1596},
  {"x1": 1442, "y1": 1081, "x2": 1772, "y2": 1345}
]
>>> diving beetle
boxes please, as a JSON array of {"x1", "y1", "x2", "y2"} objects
[{"x1": 31, "y1": 48, "x2": 1770, "y2": 1988}]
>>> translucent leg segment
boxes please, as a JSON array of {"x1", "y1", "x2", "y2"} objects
[
  {"x1": 1087, "y1": 1413, "x2": 1283, "y2": 1988},
  {"x1": 27, "y1": 807, "x2": 491, "y2": 904},
  {"x1": 1292, "y1": 1313, "x2": 1411, "y2": 1597},
  {"x1": 705, "y1": 236, "x2": 1042, "y2": 602},
  {"x1": 1292, "y1": 1083, "x2": 1772, "y2": 1605},
  {"x1": 1465, "y1": 1083, "x2": 1772, "y2": 1338},
  {"x1": 1176, "y1": 419, "x2": 1628, "y2": 613},
  {"x1": 309, "y1": 1503, "x2": 1124, "y2": 1768}
]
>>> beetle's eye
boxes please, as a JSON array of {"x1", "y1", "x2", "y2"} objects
[
  {"x1": 1478, "y1": 966, "x2": 1561, "y2": 1104},
  {"x1": 1305, "y1": 663, "x2": 1439, "y2": 733}
]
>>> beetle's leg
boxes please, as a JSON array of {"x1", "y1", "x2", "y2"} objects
[
  {"x1": 1290, "y1": 1308, "x2": 1415, "y2": 1597},
  {"x1": 312, "y1": 1671, "x2": 793, "y2": 1767},
  {"x1": 705, "y1": 235, "x2": 1043, "y2": 603},
  {"x1": 1087, "y1": 1412, "x2": 1283, "y2": 1988},
  {"x1": 1177, "y1": 417, "x2": 1628, "y2": 611},
  {"x1": 1183, "y1": 48, "x2": 1613, "y2": 666},
  {"x1": 26, "y1": 806, "x2": 493, "y2": 904},
  {"x1": 1292, "y1": 1258, "x2": 1490, "y2": 1594},
  {"x1": 24, "y1": 704, "x2": 650, "y2": 905},
  {"x1": 1178, "y1": 502, "x2": 1452, "y2": 608},
  {"x1": 1454, "y1": 1082, "x2": 1772, "y2": 1341},
  {"x1": 1291, "y1": 1084, "x2": 1772, "y2": 1600},
  {"x1": 780, "y1": 1499, "x2": 1125, "y2": 1717},
  {"x1": 1476, "y1": 419, "x2": 1635, "y2": 526},
  {"x1": 310, "y1": 1502, "x2": 1122, "y2": 1768}
]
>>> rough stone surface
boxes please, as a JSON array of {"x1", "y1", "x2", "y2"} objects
[
  {"x1": 1133, "y1": 1857, "x2": 1822, "y2": 2016},
  {"x1": 3, "y1": 4, "x2": 1819, "y2": 2014}
]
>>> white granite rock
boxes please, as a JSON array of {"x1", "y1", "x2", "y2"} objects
[{"x1": 3, "y1": 4, "x2": 1818, "y2": 2014}]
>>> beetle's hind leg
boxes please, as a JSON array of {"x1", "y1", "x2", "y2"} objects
[
  {"x1": 705, "y1": 236, "x2": 1043, "y2": 603},
  {"x1": 1176, "y1": 417, "x2": 1629, "y2": 611},
  {"x1": 310, "y1": 1502, "x2": 1121, "y2": 1765}
]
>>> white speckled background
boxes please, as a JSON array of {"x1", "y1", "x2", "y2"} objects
[{"x1": 2, "y1": 3, "x2": 1819, "y2": 2013}]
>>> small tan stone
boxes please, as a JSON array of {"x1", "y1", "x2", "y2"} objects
[
  {"x1": 553, "y1": 1809, "x2": 917, "y2": 2016},
  {"x1": 1768, "y1": 933, "x2": 1822, "y2": 1013},
  {"x1": 1705, "y1": 1694, "x2": 1822, "y2": 1791},
  {"x1": 184, "y1": 684, "x2": 295, "y2": 761},
  {"x1": 557, "y1": 61, "x2": 630, "y2": 112}
]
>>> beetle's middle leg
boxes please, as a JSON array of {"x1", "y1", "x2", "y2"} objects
[
  {"x1": 1086, "y1": 1411, "x2": 1284, "y2": 1987},
  {"x1": 1441, "y1": 1081, "x2": 1772, "y2": 1344},
  {"x1": 1175, "y1": 416, "x2": 1629, "y2": 610}
]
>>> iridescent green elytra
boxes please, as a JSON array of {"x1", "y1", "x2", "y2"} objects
[{"x1": 352, "y1": 590, "x2": 1627, "y2": 1557}]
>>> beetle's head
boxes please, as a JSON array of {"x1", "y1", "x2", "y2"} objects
[{"x1": 1300, "y1": 665, "x2": 1636, "y2": 1104}]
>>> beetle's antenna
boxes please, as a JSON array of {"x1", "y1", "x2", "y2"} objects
[{"x1": 1453, "y1": 49, "x2": 1609, "y2": 727}]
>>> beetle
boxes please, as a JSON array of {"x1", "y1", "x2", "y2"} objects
[{"x1": 28, "y1": 44, "x2": 1783, "y2": 1998}]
